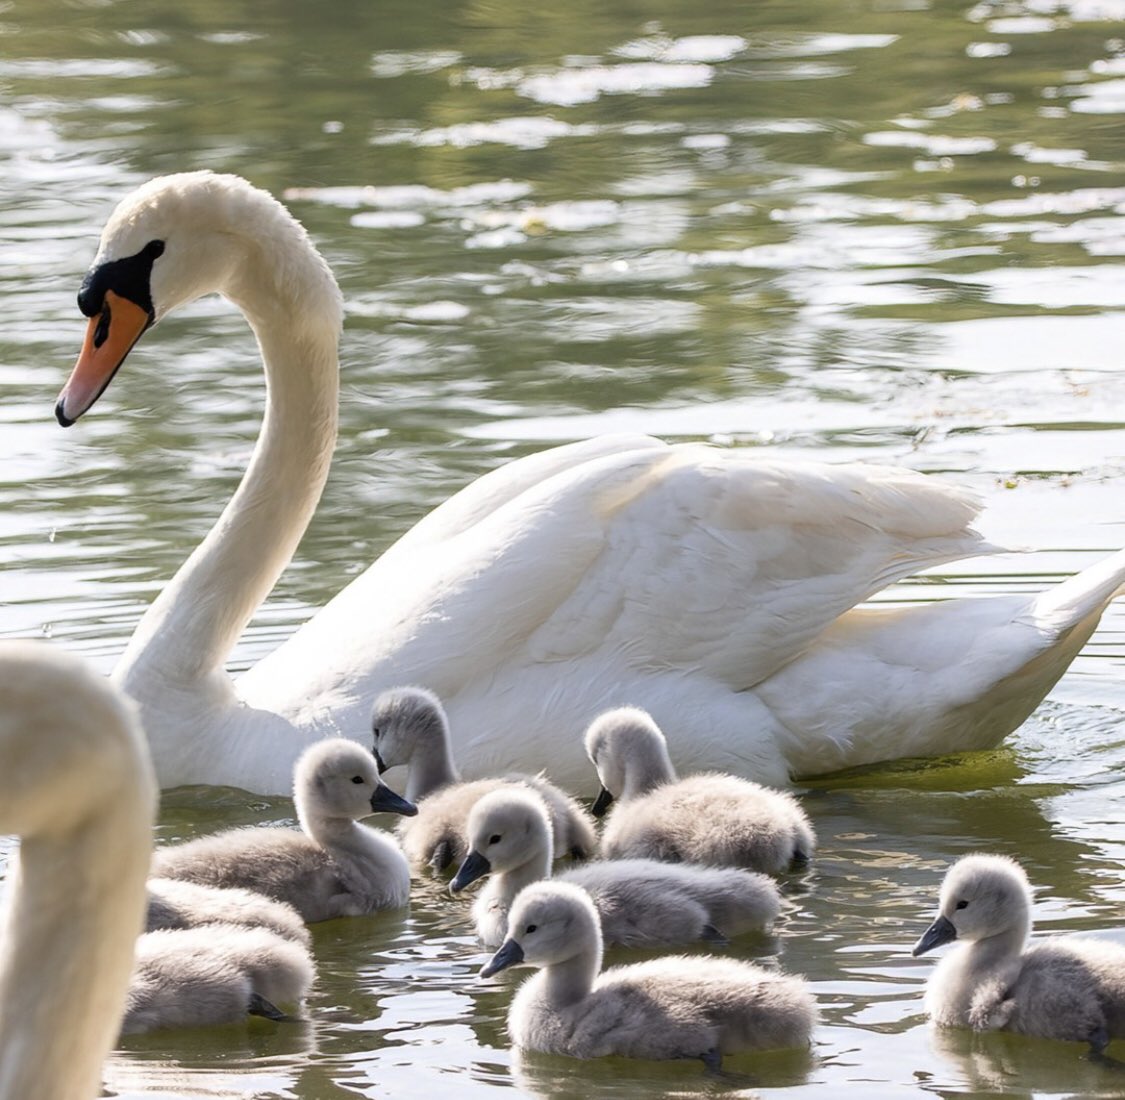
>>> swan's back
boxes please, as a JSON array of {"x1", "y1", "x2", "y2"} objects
[
  {"x1": 146, "y1": 878, "x2": 310, "y2": 945},
  {"x1": 122, "y1": 924, "x2": 314, "y2": 1034},
  {"x1": 0, "y1": 643, "x2": 156, "y2": 1100}
]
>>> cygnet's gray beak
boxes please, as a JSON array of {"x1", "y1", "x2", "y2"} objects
[
  {"x1": 450, "y1": 849, "x2": 491, "y2": 894},
  {"x1": 369, "y1": 783, "x2": 417, "y2": 817},
  {"x1": 591, "y1": 786, "x2": 615, "y2": 818},
  {"x1": 372, "y1": 747, "x2": 388, "y2": 773},
  {"x1": 913, "y1": 914, "x2": 957, "y2": 957},
  {"x1": 480, "y1": 937, "x2": 524, "y2": 978}
]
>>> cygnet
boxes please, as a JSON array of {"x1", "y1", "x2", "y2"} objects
[
  {"x1": 371, "y1": 686, "x2": 595, "y2": 870},
  {"x1": 153, "y1": 738, "x2": 416, "y2": 921},
  {"x1": 146, "y1": 878, "x2": 310, "y2": 945},
  {"x1": 585, "y1": 707, "x2": 815, "y2": 872},
  {"x1": 480, "y1": 881, "x2": 815, "y2": 1069}
]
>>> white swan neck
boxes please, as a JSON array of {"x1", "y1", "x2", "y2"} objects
[
  {"x1": 0, "y1": 799, "x2": 151, "y2": 1100},
  {"x1": 114, "y1": 280, "x2": 339, "y2": 700}
]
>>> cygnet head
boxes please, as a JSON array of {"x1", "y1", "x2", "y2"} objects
[
  {"x1": 450, "y1": 788, "x2": 553, "y2": 894},
  {"x1": 480, "y1": 881, "x2": 602, "y2": 978},
  {"x1": 583, "y1": 706, "x2": 675, "y2": 815},
  {"x1": 370, "y1": 685, "x2": 449, "y2": 773},
  {"x1": 294, "y1": 737, "x2": 417, "y2": 829},
  {"x1": 913, "y1": 854, "x2": 1033, "y2": 956}
]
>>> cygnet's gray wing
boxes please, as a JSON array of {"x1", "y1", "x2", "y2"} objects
[
  {"x1": 146, "y1": 878, "x2": 311, "y2": 945},
  {"x1": 121, "y1": 925, "x2": 314, "y2": 1035},
  {"x1": 1006, "y1": 939, "x2": 1125, "y2": 1048},
  {"x1": 600, "y1": 774, "x2": 814, "y2": 873},
  {"x1": 558, "y1": 863, "x2": 712, "y2": 946},
  {"x1": 561, "y1": 859, "x2": 780, "y2": 943},
  {"x1": 152, "y1": 827, "x2": 343, "y2": 921}
]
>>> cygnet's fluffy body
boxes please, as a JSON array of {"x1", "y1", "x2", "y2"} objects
[
  {"x1": 152, "y1": 738, "x2": 415, "y2": 921},
  {"x1": 481, "y1": 882, "x2": 815, "y2": 1068},
  {"x1": 585, "y1": 708, "x2": 814, "y2": 873},
  {"x1": 451, "y1": 788, "x2": 780, "y2": 948},
  {"x1": 146, "y1": 878, "x2": 310, "y2": 945},
  {"x1": 914, "y1": 854, "x2": 1125, "y2": 1052},
  {"x1": 371, "y1": 686, "x2": 595, "y2": 871},
  {"x1": 122, "y1": 924, "x2": 314, "y2": 1034}
]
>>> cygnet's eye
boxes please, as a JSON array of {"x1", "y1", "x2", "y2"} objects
[
  {"x1": 525, "y1": 924, "x2": 538, "y2": 934},
  {"x1": 955, "y1": 899, "x2": 968, "y2": 910},
  {"x1": 488, "y1": 834, "x2": 502, "y2": 845},
  {"x1": 351, "y1": 775, "x2": 365, "y2": 784}
]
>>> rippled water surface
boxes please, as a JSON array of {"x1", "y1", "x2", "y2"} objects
[{"x1": 3, "y1": 0, "x2": 1125, "y2": 1095}]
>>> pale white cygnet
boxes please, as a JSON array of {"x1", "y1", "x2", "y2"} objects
[
  {"x1": 480, "y1": 881, "x2": 815, "y2": 1069},
  {"x1": 585, "y1": 707, "x2": 815, "y2": 872},
  {"x1": 122, "y1": 923, "x2": 314, "y2": 1034},
  {"x1": 371, "y1": 686, "x2": 595, "y2": 871},
  {"x1": 451, "y1": 787, "x2": 781, "y2": 948},
  {"x1": 146, "y1": 878, "x2": 310, "y2": 945},
  {"x1": 152, "y1": 738, "x2": 415, "y2": 921},
  {"x1": 914, "y1": 853, "x2": 1125, "y2": 1053}
]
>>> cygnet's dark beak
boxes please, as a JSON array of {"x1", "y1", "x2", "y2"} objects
[
  {"x1": 372, "y1": 747, "x2": 388, "y2": 774},
  {"x1": 591, "y1": 786, "x2": 615, "y2": 818},
  {"x1": 369, "y1": 783, "x2": 417, "y2": 817},
  {"x1": 912, "y1": 914, "x2": 957, "y2": 957},
  {"x1": 450, "y1": 849, "x2": 491, "y2": 894},
  {"x1": 480, "y1": 937, "x2": 524, "y2": 978}
]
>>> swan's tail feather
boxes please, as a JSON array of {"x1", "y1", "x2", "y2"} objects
[{"x1": 1028, "y1": 547, "x2": 1125, "y2": 633}]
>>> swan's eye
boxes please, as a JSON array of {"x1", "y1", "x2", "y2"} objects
[
  {"x1": 955, "y1": 900, "x2": 968, "y2": 910},
  {"x1": 488, "y1": 834, "x2": 501, "y2": 845},
  {"x1": 525, "y1": 924, "x2": 537, "y2": 934},
  {"x1": 144, "y1": 239, "x2": 165, "y2": 259},
  {"x1": 351, "y1": 776, "x2": 365, "y2": 784}
]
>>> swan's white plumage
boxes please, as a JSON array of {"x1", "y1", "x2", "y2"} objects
[
  {"x1": 59, "y1": 172, "x2": 1125, "y2": 795},
  {"x1": 0, "y1": 642, "x2": 156, "y2": 1100}
]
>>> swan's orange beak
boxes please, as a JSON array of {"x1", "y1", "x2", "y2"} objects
[{"x1": 56, "y1": 290, "x2": 151, "y2": 427}]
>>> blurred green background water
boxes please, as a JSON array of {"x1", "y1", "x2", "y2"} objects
[{"x1": 2, "y1": 0, "x2": 1125, "y2": 1094}]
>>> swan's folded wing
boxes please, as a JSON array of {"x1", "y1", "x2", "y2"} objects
[{"x1": 243, "y1": 441, "x2": 992, "y2": 725}]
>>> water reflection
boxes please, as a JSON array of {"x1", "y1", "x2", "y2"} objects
[{"x1": 3, "y1": 0, "x2": 1125, "y2": 1095}]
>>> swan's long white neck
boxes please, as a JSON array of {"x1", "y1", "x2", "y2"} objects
[{"x1": 111, "y1": 197, "x2": 341, "y2": 730}]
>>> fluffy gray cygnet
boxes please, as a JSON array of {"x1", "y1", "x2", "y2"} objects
[
  {"x1": 146, "y1": 878, "x2": 310, "y2": 945},
  {"x1": 371, "y1": 686, "x2": 595, "y2": 871},
  {"x1": 121, "y1": 923, "x2": 314, "y2": 1034},
  {"x1": 914, "y1": 853, "x2": 1125, "y2": 1054},
  {"x1": 584, "y1": 707, "x2": 815, "y2": 872},
  {"x1": 480, "y1": 881, "x2": 815, "y2": 1070},
  {"x1": 451, "y1": 787, "x2": 781, "y2": 948},
  {"x1": 152, "y1": 738, "x2": 416, "y2": 921}
]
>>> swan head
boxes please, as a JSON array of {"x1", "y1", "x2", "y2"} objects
[
  {"x1": 293, "y1": 737, "x2": 417, "y2": 829},
  {"x1": 913, "y1": 854, "x2": 1033, "y2": 956},
  {"x1": 56, "y1": 171, "x2": 343, "y2": 426},
  {"x1": 370, "y1": 685, "x2": 450, "y2": 773},
  {"x1": 450, "y1": 787, "x2": 553, "y2": 893},
  {"x1": 583, "y1": 705, "x2": 674, "y2": 812},
  {"x1": 480, "y1": 881, "x2": 602, "y2": 978}
]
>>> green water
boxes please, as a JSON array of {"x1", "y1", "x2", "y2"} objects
[{"x1": 2, "y1": 0, "x2": 1125, "y2": 1095}]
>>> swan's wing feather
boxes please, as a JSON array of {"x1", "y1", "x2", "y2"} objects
[{"x1": 243, "y1": 441, "x2": 990, "y2": 723}]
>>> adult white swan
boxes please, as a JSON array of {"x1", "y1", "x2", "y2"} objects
[
  {"x1": 55, "y1": 172, "x2": 1125, "y2": 795},
  {"x1": 0, "y1": 642, "x2": 156, "y2": 1100}
]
